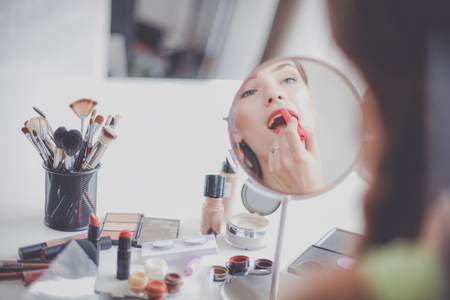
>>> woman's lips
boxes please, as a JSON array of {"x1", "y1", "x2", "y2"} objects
[{"x1": 267, "y1": 108, "x2": 298, "y2": 133}]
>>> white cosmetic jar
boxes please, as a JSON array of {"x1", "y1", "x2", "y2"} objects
[
  {"x1": 145, "y1": 258, "x2": 168, "y2": 280},
  {"x1": 225, "y1": 213, "x2": 269, "y2": 250}
]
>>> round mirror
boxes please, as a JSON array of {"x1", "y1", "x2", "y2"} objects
[{"x1": 227, "y1": 57, "x2": 363, "y2": 197}]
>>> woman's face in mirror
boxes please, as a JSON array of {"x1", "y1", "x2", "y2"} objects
[
  {"x1": 231, "y1": 58, "x2": 319, "y2": 194},
  {"x1": 234, "y1": 59, "x2": 316, "y2": 160}
]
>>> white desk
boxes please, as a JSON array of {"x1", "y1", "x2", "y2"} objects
[{"x1": 0, "y1": 78, "x2": 367, "y2": 299}]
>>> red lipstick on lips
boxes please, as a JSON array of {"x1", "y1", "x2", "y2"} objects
[{"x1": 267, "y1": 108, "x2": 306, "y2": 141}]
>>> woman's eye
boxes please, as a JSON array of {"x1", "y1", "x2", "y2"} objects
[
  {"x1": 242, "y1": 90, "x2": 256, "y2": 98},
  {"x1": 282, "y1": 77, "x2": 296, "y2": 84}
]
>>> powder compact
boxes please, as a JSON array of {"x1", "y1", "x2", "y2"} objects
[
  {"x1": 100, "y1": 213, "x2": 180, "y2": 247},
  {"x1": 225, "y1": 179, "x2": 280, "y2": 251},
  {"x1": 287, "y1": 228, "x2": 362, "y2": 277}
]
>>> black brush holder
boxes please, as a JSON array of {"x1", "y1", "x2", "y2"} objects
[{"x1": 43, "y1": 164, "x2": 100, "y2": 231}]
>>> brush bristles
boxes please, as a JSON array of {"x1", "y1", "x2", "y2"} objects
[
  {"x1": 27, "y1": 117, "x2": 48, "y2": 136},
  {"x1": 32, "y1": 130, "x2": 38, "y2": 137},
  {"x1": 91, "y1": 109, "x2": 97, "y2": 118},
  {"x1": 99, "y1": 126, "x2": 118, "y2": 145},
  {"x1": 114, "y1": 114, "x2": 122, "y2": 124},
  {"x1": 95, "y1": 115, "x2": 104, "y2": 125},
  {"x1": 89, "y1": 118, "x2": 94, "y2": 125},
  {"x1": 105, "y1": 115, "x2": 112, "y2": 126},
  {"x1": 69, "y1": 98, "x2": 98, "y2": 118},
  {"x1": 22, "y1": 127, "x2": 30, "y2": 134}
]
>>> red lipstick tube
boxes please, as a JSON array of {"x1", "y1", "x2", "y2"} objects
[
  {"x1": 88, "y1": 213, "x2": 100, "y2": 265},
  {"x1": 117, "y1": 229, "x2": 131, "y2": 280}
]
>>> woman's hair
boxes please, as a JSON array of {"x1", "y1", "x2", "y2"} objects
[
  {"x1": 239, "y1": 59, "x2": 308, "y2": 180},
  {"x1": 326, "y1": 0, "x2": 450, "y2": 250}
]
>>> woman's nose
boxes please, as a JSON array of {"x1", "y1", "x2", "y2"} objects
[{"x1": 266, "y1": 91, "x2": 284, "y2": 106}]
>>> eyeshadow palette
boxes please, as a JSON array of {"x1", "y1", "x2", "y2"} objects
[
  {"x1": 287, "y1": 228, "x2": 362, "y2": 277},
  {"x1": 100, "y1": 213, "x2": 180, "y2": 247}
]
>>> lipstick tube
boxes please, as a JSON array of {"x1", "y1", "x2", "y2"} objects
[
  {"x1": 88, "y1": 213, "x2": 100, "y2": 266},
  {"x1": 117, "y1": 230, "x2": 131, "y2": 280},
  {"x1": 40, "y1": 236, "x2": 112, "y2": 261},
  {"x1": 18, "y1": 234, "x2": 87, "y2": 260}
]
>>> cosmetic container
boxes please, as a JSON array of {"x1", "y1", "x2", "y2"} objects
[
  {"x1": 145, "y1": 258, "x2": 168, "y2": 280},
  {"x1": 200, "y1": 175, "x2": 225, "y2": 235},
  {"x1": 128, "y1": 272, "x2": 149, "y2": 297},
  {"x1": 164, "y1": 273, "x2": 183, "y2": 297},
  {"x1": 117, "y1": 230, "x2": 131, "y2": 280},
  {"x1": 219, "y1": 158, "x2": 239, "y2": 221},
  {"x1": 225, "y1": 179, "x2": 280, "y2": 250},
  {"x1": 145, "y1": 279, "x2": 168, "y2": 300}
]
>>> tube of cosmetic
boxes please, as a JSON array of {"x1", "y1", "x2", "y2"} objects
[
  {"x1": 0, "y1": 269, "x2": 45, "y2": 286},
  {"x1": 18, "y1": 234, "x2": 87, "y2": 260},
  {"x1": 0, "y1": 262, "x2": 50, "y2": 273},
  {"x1": 40, "y1": 236, "x2": 112, "y2": 261},
  {"x1": 117, "y1": 230, "x2": 131, "y2": 280},
  {"x1": 184, "y1": 256, "x2": 202, "y2": 276},
  {"x1": 88, "y1": 213, "x2": 100, "y2": 265}
]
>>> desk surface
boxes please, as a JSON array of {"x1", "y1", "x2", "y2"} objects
[{"x1": 0, "y1": 78, "x2": 367, "y2": 299}]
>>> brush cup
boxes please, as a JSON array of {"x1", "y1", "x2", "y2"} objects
[{"x1": 43, "y1": 164, "x2": 100, "y2": 231}]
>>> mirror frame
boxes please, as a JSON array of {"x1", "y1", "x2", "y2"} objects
[{"x1": 226, "y1": 56, "x2": 364, "y2": 200}]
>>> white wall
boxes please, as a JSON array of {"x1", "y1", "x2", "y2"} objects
[{"x1": 0, "y1": 0, "x2": 110, "y2": 79}]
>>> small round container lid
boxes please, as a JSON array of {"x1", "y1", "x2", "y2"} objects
[{"x1": 241, "y1": 180, "x2": 280, "y2": 216}]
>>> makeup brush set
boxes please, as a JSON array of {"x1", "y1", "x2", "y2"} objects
[{"x1": 21, "y1": 99, "x2": 120, "y2": 231}]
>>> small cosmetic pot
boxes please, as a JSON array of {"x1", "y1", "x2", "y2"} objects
[
  {"x1": 128, "y1": 272, "x2": 149, "y2": 297},
  {"x1": 145, "y1": 279, "x2": 168, "y2": 300},
  {"x1": 145, "y1": 258, "x2": 168, "y2": 280},
  {"x1": 164, "y1": 273, "x2": 183, "y2": 297},
  {"x1": 213, "y1": 265, "x2": 229, "y2": 282},
  {"x1": 226, "y1": 255, "x2": 250, "y2": 275},
  {"x1": 225, "y1": 213, "x2": 269, "y2": 250},
  {"x1": 254, "y1": 258, "x2": 273, "y2": 270}
]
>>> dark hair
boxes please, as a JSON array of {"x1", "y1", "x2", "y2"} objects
[
  {"x1": 326, "y1": 0, "x2": 450, "y2": 250},
  {"x1": 240, "y1": 59, "x2": 308, "y2": 180}
]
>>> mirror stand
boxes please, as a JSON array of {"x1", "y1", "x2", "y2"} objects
[{"x1": 270, "y1": 194, "x2": 290, "y2": 300}]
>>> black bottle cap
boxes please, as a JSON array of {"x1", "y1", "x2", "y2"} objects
[
  {"x1": 203, "y1": 175, "x2": 225, "y2": 198},
  {"x1": 221, "y1": 158, "x2": 236, "y2": 174}
]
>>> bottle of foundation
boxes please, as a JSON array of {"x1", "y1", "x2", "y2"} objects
[
  {"x1": 219, "y1": 158, "x2": 239, "y2": 220},
  {"x1": 200, "y1": 175, "x2": 225, "y2": 235}
]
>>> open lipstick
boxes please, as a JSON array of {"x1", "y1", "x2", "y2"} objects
[
  {"x1": 267, "y1": 108, "x2": 306, "y2": 142},
  {"x1": 88, "y1": 213, "x2": 100, "y2": 265},
  {"x1": 117, "y1": 229, "x2": 131, "y2": 280}
]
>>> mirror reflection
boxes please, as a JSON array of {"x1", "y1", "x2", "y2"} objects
[{"x1": 227, "y1": 57, "x2": 362, "y2": 196}]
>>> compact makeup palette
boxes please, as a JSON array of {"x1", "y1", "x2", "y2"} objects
[
  {"x1": 141, "y1": 234, "x2": 218, "y2": 264},
  {"x1": 225, "y1": 180, "x2": 280, "y2": 251},
  {"x1": 287, "y1": 228, "x2": 362, "y2": 277},
  {"x1": 100, "y1": 213, "x2": 180, "y2": 247}
]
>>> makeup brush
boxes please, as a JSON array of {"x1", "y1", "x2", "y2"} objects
[
  {"x1": 22, "y1": 127, "x2": 45, "y2": 163},
  {"x1": 104, "y1": 115, "x2": 112, "y2": 127},
  {"x1": 91, "y1": 115, "x2": 104, "y2": 138},
  {"x1": 69, "y1": 99, "x2": 98, "y2": 137},
  {"x1": 111, "y1": 114, "x2": 122, "y2": 129},
  {"x1": 109, "y1": 116, "x2": 115, "y2": 128},
  {"x1": 74, "y1": 118, "x2": 94, "y2": 171},
  {"x1": 52, "y1": 127, "x2": 67, "y2": 170},
  {"x1": 27, "y1": 117, "x2": 55, "y2": 156},
  {"x1": 32, "y1": 130, "x2": 51, "y2": 167},
  {"x1": 82, "y1": 126, "x2": 118, "y2": 171},
  {"x1": 61, "y1": 129, "x2": 83, "y2": 172},
  {"x1": 33, "y1": 106, "x2": 54, "y2": 138}
]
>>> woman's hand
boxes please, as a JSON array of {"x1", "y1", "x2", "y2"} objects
[{"x1": 268, "y1": 116, "x2": 323, "y2": 194}]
